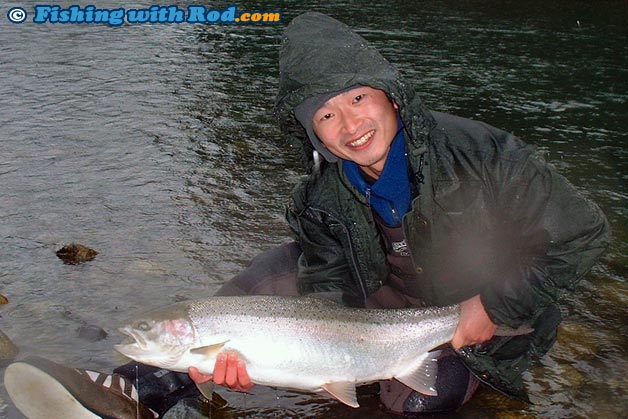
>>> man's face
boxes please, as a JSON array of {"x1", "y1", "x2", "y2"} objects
[{"x1": 312, "y1": 86, "x2": 398, "y2": 179}]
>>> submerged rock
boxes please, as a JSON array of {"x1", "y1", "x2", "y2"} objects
[
  {"x1": 76, "y1": 324, "x2": 108, "y2": 342},
  {"x1": 62, "y1": 309, "x2": 108, "y2": 341},
  {"x1": 0, "y1": 329, "x2": 19, "y2": 367},
  {"x1": 162, "y1": 398, "x2": 209, "y2": 419},
  {"x1": 56, "y1": 243, "x2": 98, "y2": 265}
]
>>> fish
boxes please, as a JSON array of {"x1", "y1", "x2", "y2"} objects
[{"x1": 115, "y1": 295, "x2": 526, "y2": 408}]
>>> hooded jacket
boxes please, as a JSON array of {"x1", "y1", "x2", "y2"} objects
[{"x1": 274, "y1": 12, "x2": 610, "y2": 400}]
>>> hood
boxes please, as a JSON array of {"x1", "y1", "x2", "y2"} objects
[{"x1": 274, "y1": 12, "x2": 435, "y2": 171}]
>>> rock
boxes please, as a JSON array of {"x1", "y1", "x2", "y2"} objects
[
  {"x1": 0, "y1": 294, "x2": 8, "y2": 304},
  {"x1": 0, "y1": 329, "x2": 19, "y2": 367},
  {"x1": 76, "y1": 324, "x2": 108, "y2": 342},
  {"x1": 162, "y1": 397, "x2": 209, "y2": 419},
  {"x1": 56, "y1": 243, "x2": 98, "y2": 265}
]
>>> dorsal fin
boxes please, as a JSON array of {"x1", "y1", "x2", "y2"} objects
[
  {"x1": 394, "y1": 350, "x2": 440, "y2": 396},
  {"x1": 321, "y1": 381, "x2": 359, "y2": 408}
]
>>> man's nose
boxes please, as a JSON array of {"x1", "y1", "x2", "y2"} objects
[{"x1": 340, "y1": 110, "x2": 360, "y2": 135}]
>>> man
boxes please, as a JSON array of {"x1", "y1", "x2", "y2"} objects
[{"x1": 5, "y1": 12, "x2": 609, "y2": 418}]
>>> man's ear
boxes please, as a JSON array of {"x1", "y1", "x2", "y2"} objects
[{"x1": 393, "y1": 101, "x2": 399, "y2": 110}]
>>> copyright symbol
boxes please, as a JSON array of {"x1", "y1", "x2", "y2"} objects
[{"x1": 7, "y1": 7, "x2": 27, "y2": 24}]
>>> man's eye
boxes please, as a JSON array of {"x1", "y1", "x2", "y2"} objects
[
  {"x1": 353, "y1": 94, "x2": 364, "y2": 103},
  {"x1": 320, "y1": 113, "x2": 332, "y2": 121}
]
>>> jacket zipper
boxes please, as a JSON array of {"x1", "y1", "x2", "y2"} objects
[{"x1": 305, "y1": 207, "x2": 369, "y2": 302}]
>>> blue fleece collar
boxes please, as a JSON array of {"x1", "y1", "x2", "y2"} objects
[{"x1": 342, "y1": 115, "x2": 411, "y2": 227}]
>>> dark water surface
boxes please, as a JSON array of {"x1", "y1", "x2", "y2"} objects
[{"x1": 1, "y1": 1, "x2": 626, "y2": 418}]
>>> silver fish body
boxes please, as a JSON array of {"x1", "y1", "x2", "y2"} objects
[{"x1": 115, "y1": 295, "x2": 459, "y2": 407}]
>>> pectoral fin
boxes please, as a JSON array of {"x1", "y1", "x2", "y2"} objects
[
  {"x1": 190, "y1": 341, "x2": 228, "y2": 358},
  {"x1": 194, "y1": 382, "x2": 228, "y2": 409},
  {"x1": 321, "y1": 381, "x2": 359, "y2": 408},
  {"x1": 394, "y1": 350, "x2": 440, "y2": 396},
  {"x1": 195, "y1": 381, "x2": 215, "y2": 400}
]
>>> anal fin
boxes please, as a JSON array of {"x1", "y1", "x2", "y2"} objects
[
  {"x1": 321, "y1": 381, "x2": 359, "y2": 408},
  {"x1": 394, "y1": 350, "x2": 440, "y2": 397}
]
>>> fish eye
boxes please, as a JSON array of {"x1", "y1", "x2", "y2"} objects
[{"x1": 137, "y1": 321, "x2": 151, "y2": 331}]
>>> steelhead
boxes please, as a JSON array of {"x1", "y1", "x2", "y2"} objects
[{"x1": 115, "y1": 295, "x2": 460, "y2": 408}]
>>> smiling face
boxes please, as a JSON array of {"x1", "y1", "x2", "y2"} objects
[{"x1": 312, "y1": 86, "x2": 398, "y2": 179}]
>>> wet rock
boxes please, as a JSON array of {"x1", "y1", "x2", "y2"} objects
[
  {"x1": 77, "y1": 324, "x2": 108, "y2": 342},
  {"x1": 62, "y1": 309, "x2": 108, "y2": 341},
  {"x1": 0, "y1": 329, "x2": 19, "y2": 367},
  {"x1": 56, "y1": 243, "x2": 98, "y2": 265},
  {"x1": 162, "y1": 397, "x2": 209, "y2": 419},
  {"x1": 0, "y1": 294, "x2": 7, "y2": 304}
]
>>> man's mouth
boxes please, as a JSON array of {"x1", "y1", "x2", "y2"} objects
[{"x1": 348, "y1": 130, "x2": 375, "y2": 148}]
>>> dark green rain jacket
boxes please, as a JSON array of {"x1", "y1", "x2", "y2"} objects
[{"x1": 274, "y1": 12, "x2": 610, "y2": 400}]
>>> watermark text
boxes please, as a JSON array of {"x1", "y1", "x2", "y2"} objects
[{"x1": 6, "y1": 5, "x2": 281, "y2": 26}]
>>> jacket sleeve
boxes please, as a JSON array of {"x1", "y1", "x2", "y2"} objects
[
  {"x1": 284, "y1": 179, "x2": 353, "y2": 301},
  {"x1": 480, "y1": 143, "x2": 610, "y2": 327}
]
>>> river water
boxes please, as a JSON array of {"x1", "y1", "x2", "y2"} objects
[{"x1": 1, "y1": 1, "x2": 626, "y2": 418}]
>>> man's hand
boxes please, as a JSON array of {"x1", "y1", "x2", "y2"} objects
[
  {"x1": 451, "y1": 294, "x2": 497, "y2": 350},
  {"x1": 188, "y1": 351, "x2": 253, "y2": 392}
]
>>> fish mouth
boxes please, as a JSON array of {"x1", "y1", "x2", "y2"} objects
[
  {"x1": 114, "y1": 326, "x2": 186, "y2": 369},
  {"x1": 114, "y1": 327, "x2": 151, "y2": 359},
  {"x1": 117, "y1": 327, "x2": 147, "y2": 348},
  {"x1": 113, "y1": 342, "x2": 140, "y2": 359}
]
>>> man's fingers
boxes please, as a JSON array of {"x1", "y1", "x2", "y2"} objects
[
  {"x1": 188, "y1": 366, "x2": 213, "y2": 384},
  {"x1": 212, "y1": 352, "x2": 228, "y2": 385},
  {"x1": 200, "y1": 351, "x2": 253, "y2": 392},
  {"x1": 237, "y1": 359, "x2": 253, "y2": 390},
  {"x1": 224, "y1": 352, "x2": 239, "y2": 388},
  {"x1": 451, "y1": 335, "x2": 462, "y2": 350}
]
